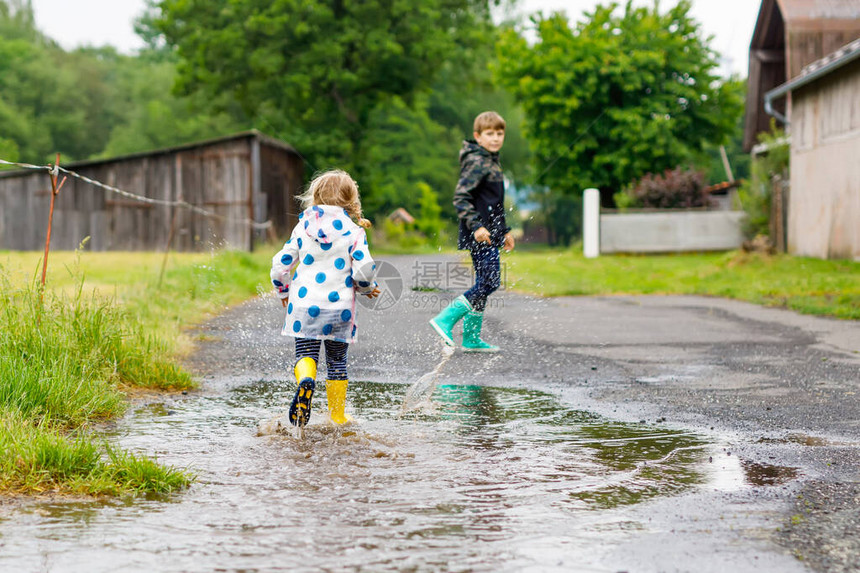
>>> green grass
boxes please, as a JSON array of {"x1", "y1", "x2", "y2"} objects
[
  {"x1": 0, "y1": 411, "x2": 191, "y2": 496},
  {"x1": 0, "y1": 248, "x2": 274, "y2": 497},
  {"x1": 1, "y1": 249, "x2": 274, "y2": 354},
  {"x1": 504, "y1": 249, "x2": 860, "y2": 320}
]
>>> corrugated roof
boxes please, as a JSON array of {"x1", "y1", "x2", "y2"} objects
[
  {"x1": 799, "y1": 36, "x2": 860, "y2": 76},
  {"x1": 766, "y1": 36, "x2": 860, "y2": 105},
  {"x1": 777, "y1": 0, "x2": 860, "y2": 23}
]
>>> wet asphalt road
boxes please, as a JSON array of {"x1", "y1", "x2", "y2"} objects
[{"x1": 187, "y1": 254, "x2": 860, "y2": 573}]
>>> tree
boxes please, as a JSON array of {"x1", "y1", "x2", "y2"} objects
[
  {"x1": 361, "y1": 96, "x2": 460, "y2": 220},
  {"x1": 99, "y1": 57, "x2": 244, "y2": 157},
  {"x1": 495, "y1": 1, "x2": 743, "y2": 242},
  {"x1": 149, "y1": 0, "x2": 492, "y2": 173}
]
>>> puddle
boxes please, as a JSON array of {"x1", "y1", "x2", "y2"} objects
[
  {"x1": 0, "y1": 381, "x2": 748, "y2": 572},
  {"x1": 757, "y1": 433, "x2": 830, "y2": 447},
  {"x1": 742, "y1": 461, "x2": 800, "y2": 486}
]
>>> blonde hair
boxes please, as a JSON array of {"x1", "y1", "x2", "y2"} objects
[
  {"x1": 473, "y1": 111, "x2": 506, "y2": 134},
  {"x1": 298, "y1": 169, "x2": 371, "y2": 229}
]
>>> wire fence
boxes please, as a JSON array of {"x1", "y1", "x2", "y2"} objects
[
  {"x1": 1, "y1": 154, "x2": 277, "y2": 288},
  {"x1": 0, "y1": 156, "x2": 272, "y2": 231}
]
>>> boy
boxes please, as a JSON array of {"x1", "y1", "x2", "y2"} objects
[{"x1": 429, "y1": 111, "x2": 514, "y2": 352}]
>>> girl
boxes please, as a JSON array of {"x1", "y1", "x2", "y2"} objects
[{"x1": 270, "y1": 170, "x2": 379, "y2": 428}]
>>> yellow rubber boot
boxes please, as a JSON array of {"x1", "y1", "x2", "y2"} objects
[
  {"x1": 294, "y1": 357, "x2": 317, "y2": 385},
  {"x1": 326, "y1": 379, "x2": 352, "y2": 425},
  {"x1": 289, "y1": 357, "x2": 317, "y2": 427}
]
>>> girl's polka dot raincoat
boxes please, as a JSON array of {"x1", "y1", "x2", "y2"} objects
[{"x1": 270, "y1": 205, "x2": 378, "y2": 343}]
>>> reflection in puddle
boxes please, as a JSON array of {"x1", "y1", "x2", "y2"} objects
[
  {"x1": 757, "y1": 433, "x2": 830, "y2": 447},
  {"x1": 0, "y1": 381, "x2": 734, "y2": 572},
  {"x1": 742, "y1": 461, "x2": 799, "y2": 486}
]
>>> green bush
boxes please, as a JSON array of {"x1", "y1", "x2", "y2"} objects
[
  {"x1": 614, "y1": 167, "x2": 712, "y2": 210},
  {"x1": 737, "y1": 126, "x2": 789, "y2": 239}
]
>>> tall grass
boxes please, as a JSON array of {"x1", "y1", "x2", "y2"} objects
[
  {"x1": 0, "y1": 248, "x2": 276, "y2": 496},
  {"x1": 0, "y1": 265, "x2": 205, "y2": 496},
  {"x1": 0, "y1": 411, "x2": 191, "y2": 496}
]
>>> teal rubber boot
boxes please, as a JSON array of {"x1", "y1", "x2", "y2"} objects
[
  {"x1": 462, "y1": 310, "x2": 500, "y2": 353},
  {"x1": 429, "y1": 295, "x2": 472, "y2": 346}
]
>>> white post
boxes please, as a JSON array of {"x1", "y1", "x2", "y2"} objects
[{"x1": 583, "y1": 188, "x2": 600, "y2": 258}]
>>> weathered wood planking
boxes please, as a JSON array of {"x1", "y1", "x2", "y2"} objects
[
  {"x1": 789, "y1": 58, "x2": 860, "y2": 259},
  {"x1": 0, "y1": 132, "x2": 303, "y2": 252}
]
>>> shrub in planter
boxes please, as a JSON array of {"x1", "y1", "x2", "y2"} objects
[{"x1": 615, "y1": 168, "x2": 713, "y2": 210}]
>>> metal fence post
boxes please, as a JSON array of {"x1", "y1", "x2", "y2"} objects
[{"x1": 40, "y1": 153, "x2": 67, "y2": 290}]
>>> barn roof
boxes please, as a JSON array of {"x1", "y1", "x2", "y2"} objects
[
  {"x1": 777, "y1": 0, "x2": 860, "y2": 24},
  {"x1": 744, "y1": 0, "x2": 860, "y2": 151},
  {"x1": 766, "y1": 37, "x2": 860, "y2": 108},
  {"x1": 0, "y1": 130, "x2": 299, "y2": 179},
  {"x1": 68, "y1": 130, "x2": 300, "y2": 170}
]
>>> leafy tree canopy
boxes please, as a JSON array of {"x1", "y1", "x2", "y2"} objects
[
  {"x1": 495, "y1": 0, "x2": 743, "y2": 201},
  {"x1": 149, "y1": 0, "x2": 492, "y2": 171}
]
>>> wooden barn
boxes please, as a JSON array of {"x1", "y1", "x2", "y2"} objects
[
  {"x1": 744, "y1": 0, "x2": 860, "y2": 151},
  {"x1": 765, "y1": 39, "x2": 860, "y2": 260},
  {"x1": 0, "y1": 131, "x2": 304, "y2": 252}
]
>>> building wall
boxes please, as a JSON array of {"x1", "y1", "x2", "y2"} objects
[
  {"x1": 789, "y1": 58, "x2": 860, "y2": 260},
  {"x1": 0, "y1": 135, "x2": 302, "y2": 252},
  {"x1": 259, "y1": 142, "x2": 304, "y2": 240}
]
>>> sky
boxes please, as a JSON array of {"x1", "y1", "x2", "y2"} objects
[{"x1": 29, "y1": 0, "x2": 760, "y2": 77}]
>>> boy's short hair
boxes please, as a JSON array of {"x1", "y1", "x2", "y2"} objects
[{"x1": 473, "y1": 111, "x2": 506, "y2": 134}]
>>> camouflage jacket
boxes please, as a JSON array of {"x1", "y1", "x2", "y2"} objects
[{"x1": 453, "y1": 140, "x2": 510, "y2": 250}]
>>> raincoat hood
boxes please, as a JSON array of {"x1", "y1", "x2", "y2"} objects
[
  {"x1": 459, "y1": 139, "x2": 498, "y2": 165},
  {"x1": 300, "y1": 205, "x2": 357, "y2": 245}
]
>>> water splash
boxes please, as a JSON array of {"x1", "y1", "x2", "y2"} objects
[{"x1": 399, "y1": 343, "x2": 456, "y2": 414}]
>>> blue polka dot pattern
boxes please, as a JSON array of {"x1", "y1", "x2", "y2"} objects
[
  {"x1": 322, "y1": 324, "x2": 333, "y2": 335},
  {"x1": 328, "y1": 291, "x2": 340, "y2": 302},
  {"x1": 298, "y1": 286, "x2": 308, "y2": 298},
  {"x1": 303, "y1": 254, "x2": 314, "y2": 265},
  {"x1": 288, "y1": 302, "x2": 293, "y2": 313},
  {"x1": 353, "y1": 250, "x2": 365, "y2": 260},
  {"x1": 308, "y1": 305, "x2": 320, "y2": 317},
  {"x1": 341, "y1": 309, "x2": 352, "y2": 322},
  {"x1": 292, "y1": 271, "x2": 298, "y2": 280},
  {"x1": 304, "y1": 220, "x2": 309, "y2": 229},
  {"x1": 298, "y1": 211, "x2": 304, "y2": 219},
  {"x1": 358, "y1": 280, "x2": 370, "y2": 287},
  {"x1": 297, "y1": 238, "x2": 303, "y2": 248},
  {"x1": 293, "y1": 320, "x2": 302, "y2": 333},
  {"x1": 343, "y1": 208, "x2": 350, "y2": 217},
  {"x1": 343, "y1": 230, "x2": 351, "y2": 236},
  {"x1": 333, "y1": 219, "x2": 343, "y2": 230},
  {"x1": 318, "y1": 229, "x2": 326, "y2": 239},
  {"x1": 281, "y1": 253, "x2": 293, "y2": 265},
  {"x1": 345, "y1": 276, "x2": 353, "y2": 288},
  {"x1": 334, "y1": 258, "x2": 346, "y2": 270},
  {"x1": 321, "y1": 242, "x2": 332, "y2": 251},
  {"x1": 316, "y1": 272, "x2": 326, "y2": 284}
]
